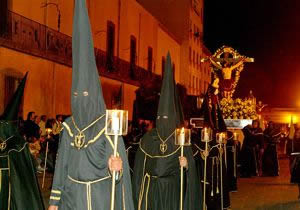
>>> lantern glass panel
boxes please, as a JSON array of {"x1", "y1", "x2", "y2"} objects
[
  {"x1": 201, "y1": 127, "x2": 213, "y2": 142},
  {"x1": 216, "y1": 132, "x2": 227, "y2": 144},
  {"x1": 175, "y1": 128, "x2": 191, "y2": 146},
  {"x1": 105, "y1": 110, "x2": 128, "y2": 136}
]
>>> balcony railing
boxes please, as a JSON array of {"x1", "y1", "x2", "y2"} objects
[{"x1": 0, "y1": 10, "x2": 161, "y2": 86}]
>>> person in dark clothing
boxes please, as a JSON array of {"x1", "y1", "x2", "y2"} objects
[
  {"x1": 193, "y1": 77, "x2": 230, "y2": 210},
  {"x1": 240, "y1": 123, "x2": 259, "y2": 177},
  {"x1": 133, "y1": 53, "x2": 201, "y2": 210},
  {"x1": 226, "y1": 130, "x2": 239, "y2": 192},
  {"x1": 251, "y1": 120, "x2": 264, "y2": 176},
  {"x1": 0, "y1": 72, "x2": 45, "y2": 210},
  {"x1": 262, "y1": 121, "x2": 281, "y2": 176},
  {"x1": 286, "y1": 127, "x2": 300, "y2": 199},
  {"x1": 48, "y1": 1, "x2": 134, "y2": 209},
  {"x1": 24, "y1": 111, "x2": 40, "y2": 142}
]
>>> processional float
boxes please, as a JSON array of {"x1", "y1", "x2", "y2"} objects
[{"x1": 191, "y1": 46, "x2": 255, "y2": 210}]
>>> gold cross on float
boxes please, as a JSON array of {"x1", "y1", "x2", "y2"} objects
[{"x1": 201, "y1": 46, "x2": 254, "y2": 98}]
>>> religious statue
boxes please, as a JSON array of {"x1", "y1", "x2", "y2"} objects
[
  {"x1": 247, "y1": 90, "x2": 257, "y2": 106},
  {"x1": 256, "y1": 100, "x2": 268, "y2": 114},
  {"x1": 202, "y1": 46, "x2": 254, "y2": 99}
]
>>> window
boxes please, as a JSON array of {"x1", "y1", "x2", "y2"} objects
[
  {"x1": 200, "y1": 80, "x2": 202, "y2": 93},
  {"x1": 197, "y1": 27, "x2": 200, "y2": 45},
  {"x1": 0, "y1": 0, "x2": 8, "y2": 35},
  {"x1": 129, "y1": 35, "x2": 137, "y2": 79},
  {"x1": 130, "y1": 35, "x2": 137, "y2": 67},
  {"x1": 189, "y1": 20, "x2": 192, "y2": 39},
  {"x1": 147, "y1": 47, "x2": 153, "y2": 72},
  {"x1": 194, "y1": 24, "x2": 196, "y2": 42},
  {"x1": 193, "y1": 50, "x2": 195, "y2": 66},
  {"x1": 106, "y1": 21, "x2": 115, "y2": 70},
  {"x1": 193, "y1": 76, "x2": 195, "y2": 90},
  {"x1": 162, "y1": 56, "x2": 166, "y2": 77}
]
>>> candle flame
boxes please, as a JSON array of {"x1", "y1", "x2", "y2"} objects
[{"x1": 181, "y1": 127, "x2": 185, "y2": 134}]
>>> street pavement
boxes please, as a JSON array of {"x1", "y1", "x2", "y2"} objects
[
  {"x1": 38, "y1": 172, "x2": 52, "y2": 209},
  {"x1": 231, "y1": 158, "x2": 300, "y2": 210},
  {"x1": 39, "y1": 158, "x2": 300, "y2": 210}
]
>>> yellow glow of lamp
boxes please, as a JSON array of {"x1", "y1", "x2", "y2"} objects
[
  {"x1": 216, "y1": 132, "x2": 227, "y2": 144},
  {"x1": 201, "y1": 126, "x2": 212, "y2": 210},
  {"x1": 175, "y1": 127, "x2": 191, "y2": 146},
  {"x1": 174, "y1": 127, "x2": 191, "y2": 210},
  {"x1": 233, "y1": 132, "x2": 239, "y2": 141},
  {"x1": 105, "y1": 110, "x2": 128, "y2": 136},
  {"x1": 287, "y1": 115, "x2": 298, "y2": 127},
  {"x1": 45, "y1": 128, "x2": 52, "y2": 139},
  {"x1": 201, "y1": 127, "x2": 213, "y2": 142},
  {"x1": 46, "y1": 128, "x2": 52, "y2": 134},
  {"x1": 105, "y1": 109, "x2": 128, "y2": 210}
]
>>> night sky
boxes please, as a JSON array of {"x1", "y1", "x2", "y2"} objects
[{"x1": 204, "y1": 0, "x2": 300, "y2": 107}]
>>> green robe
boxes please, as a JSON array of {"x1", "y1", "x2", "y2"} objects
[
  {"x1": 0, "y1": 122, "x2": 44, "y2": 210},
  {"x1": 193, "y1": 139, "x2": 231, "y2": 210},
  {"x1": 133, "y1": 129, "x2": 201, "y2": 210},
  {"x1": 49, "y1": 117, "x2": 134, "y2": 210}
]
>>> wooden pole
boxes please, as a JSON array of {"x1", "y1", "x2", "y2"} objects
[
  {"x1": 203, "y1": 140, "x2": 208, "y2": 210},
  {"x1": 110, "y1": 135, "x2": 118, "y2": 210},
  {"x1": 180, "y1": 146, "x2": 184, "y2": 210},
  {"x1": 220, "y1": 145, "x2": 224, "y2": 210},
  {"x1": 224, "y1": 142, "x2": 227, "y2": 168},
  {"x1": 42, "y1": 141, "x2": 49, "y2": 189}
]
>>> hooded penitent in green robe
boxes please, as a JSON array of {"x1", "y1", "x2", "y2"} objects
[
  {"x1": 0, "y1": 73, "x2": 45, "y2": 210},
  {"x1": 132, "y1": 53, "x2": 201, "y2": 210},
  {"x1": 193, "y1": 81, "x2": 230, "y2": 210},
  {"x1": 49, "y1": 0, "x2": 134, "y2": 209}
]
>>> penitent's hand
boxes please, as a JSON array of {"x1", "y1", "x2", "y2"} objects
[
  {"x1": 48, "y1": 205, "x2": 58, "y2": 210},
  {"x1": 108, "y1": 155, "x2": 123, "y2": 172},
  {"x1": 179, "y1": 156, "x2": 188, "y2": 168}
]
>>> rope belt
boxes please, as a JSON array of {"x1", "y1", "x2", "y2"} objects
[
  {"x1": 138, "y1": 173, "x2": 158, "y2": 210},
  {"x1": 68, "y1": 175, "x2": 110, "y2": 210},
  {"x1": 0, "y1": 168, "x2": 9, "y2": 193},
  {"x1": 226, "y1": 145, "x2": 237, "y2": 177}
]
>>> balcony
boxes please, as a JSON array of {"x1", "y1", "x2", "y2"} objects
[{"x1": 0, "y1": 10, "x2": 160, "y2": 86}]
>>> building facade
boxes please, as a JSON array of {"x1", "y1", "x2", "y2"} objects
[
  {"x1": 0, "y1": 0, "x2": 209, "y2": 120},
  {"x1": 137, "y1": 0, "x2": 211, "y2": 95}
]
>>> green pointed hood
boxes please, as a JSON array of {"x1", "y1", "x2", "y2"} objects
[
  {"x1": 156, "y1": 52, "x2": 177, "y2": 139},
  {"x1": 174, "y1": 82, "x2": 185, "y2": 127},
  {"x1": 71, "y1": 0, "x2": 106, "y2": 129},
  {"x1": 1, "y1": 72, "x2": 27, "y2": 121}
]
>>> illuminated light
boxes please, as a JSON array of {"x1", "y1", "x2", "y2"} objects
[{"x1": 285, "y1": 115, "x2": 298, "y2": 126}]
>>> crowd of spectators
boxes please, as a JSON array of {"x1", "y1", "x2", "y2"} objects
[{"x1": 17, "y1": 112, "x2": 67, "y2": 173}]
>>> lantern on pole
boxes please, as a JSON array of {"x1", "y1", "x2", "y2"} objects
[
  {"x1": 105, "y1": 109, "x2": 128, "y2": 210},
  {"x1": 175, "y1": 127, "x2": 191, "y2": 210}
]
